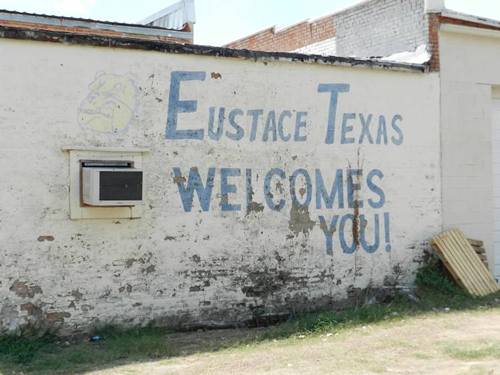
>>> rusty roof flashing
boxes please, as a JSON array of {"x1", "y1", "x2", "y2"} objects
[
  {"x1": 0, "y1": 13, "x2": 426, "y2": 73},
  {"x1": 441, "y1": 9, "x2": 500, "y2": 31},
  {"x1": 0, "y1": 9, "x2": 193, "y2": 40}
]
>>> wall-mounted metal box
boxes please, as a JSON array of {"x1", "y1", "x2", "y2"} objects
[
  {"x1": 63, "y1": 147, "x2": 149, "y2": 220},
  {"x1": 82, "y1": 167, "x2": 143, "y2": 207}
]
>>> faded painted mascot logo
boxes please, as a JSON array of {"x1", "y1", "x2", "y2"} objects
[{"x1": 78, "y1": 73, "x2": 138, "y2": 134}]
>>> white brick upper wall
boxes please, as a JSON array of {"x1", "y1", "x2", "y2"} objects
[
  {"x1": 293, "y1": 38, "x2": 337, "y2": 56},
  {"x1": 335, "y1": 0, "x2": 428, "y2": 58}
]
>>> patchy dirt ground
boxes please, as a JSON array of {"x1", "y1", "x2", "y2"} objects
[{"x1": 88, "y1": 308, "x2": 500, "y2": 375}]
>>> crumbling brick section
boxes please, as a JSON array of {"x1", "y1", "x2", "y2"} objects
[
  {"x1": 10, "y1": 280, "x2": 42, "y2": 298},
  {"x1": 427, "y1": 13, "x2": 441, "y2": 72},
  {"x1": 225, "y1": 15, "x2": 335, "y2": 52}
]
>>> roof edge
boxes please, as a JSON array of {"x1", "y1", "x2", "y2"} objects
[
  {"x1": 0, "y1": 24, "x2": 427, "y2": 73},
  {"x1": 0, "y1": 9, "x2": 192, "y2": 39},
  {"x1": 441, "y1": 9, "x2": 500, "y2": 31},
  {"x1": 440, "y1": 23, "x2": 500, "y2": 39}
]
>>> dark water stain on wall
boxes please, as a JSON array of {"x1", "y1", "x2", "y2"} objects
[
  {"x1": 240, "y1": 268, "x2": 293, "y2": 299},
  {"x1": 288, "y1": 204, "x2": 315, "y2": 236}
]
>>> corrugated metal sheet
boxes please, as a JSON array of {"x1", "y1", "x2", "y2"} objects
[{"x1": 140, "y1": 0, "x2": 195, "y2": 30}]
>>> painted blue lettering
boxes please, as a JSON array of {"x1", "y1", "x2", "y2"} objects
[
  {"x1": 384, "y1": 213, "x2": 391, "y2": 252},
  {"x1": 247, "y1": 109, "x2": 263, "y2": 142},
  {"x1": 173, "y1": 167, "x2": 215, "y2": 212},
  {"x1": 359, "y1": 113, "x2": 374, "y2": 144},
  {"x1": 347, "y1": 169, "x2": 363, "y2": 209},
  {"x1": 278, "y1": 111, "x2": 292, "y2": 142},
  {"x1": 263, "y1": 110, "x2": 278, "y2": 142},
  {"x1": 226, "y1": 109, "x2": 244, "y2": 141},
  {"x1": 294, "y1": 112, "x2": 308, "y2": 142},
  {"x1": 316, "y1": 169, "x2": 344, "y2": 209},
  {"x1": 341, "y1": 113, "x2": 356, "y2": 144},
  {"x1": 246, "y1": 169, "x2": 254, "y2": 212},
  {"x1": 290, "y1": 169, "x2": 312, "y2": 209},
  {"x1": 319, "y1": 215, "x2": 339, "y2": 255},
  {"x1": 318, "y1": 83, "x2": 350, "y2": 144},
  {"x1": 166, "y1": 71, "x2": 206, "y2": 140},
  {"x1": 208, "y1": 107, "x2": 224, "y2": 141},
  {"x1": 376, "y1": 115, "x2": 388, "y2": 145},
  {"x1": 360, "y1": 214, "x2": 380, "y2": 253},
  {"x1": 220, "y1": 168, "x2": 241, "y2": 211},
  {"x1": 339, "y1": 214, "x2": 356, "y2": 254},
  {"x1": 367, "y1": 169, "x2": 385, "y2": 209},
  {"x1": 264, "y1": 169, "x2": 286, "y2": 211},
  {"x1": 391, "y1": 114, "x2": 404, "y2": 145}
]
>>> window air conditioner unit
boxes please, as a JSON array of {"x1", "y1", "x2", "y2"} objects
[{"x1": 82, "y1": 167, "x2": 143, "y2": 207}]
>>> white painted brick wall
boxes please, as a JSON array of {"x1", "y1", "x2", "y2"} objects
[
  {"x1": 293, "y1": 38, "x2": 337, "y2": 56},
  {"x1": 440, "y1": 29, "x2": 500, "y2": 280},
  {"x1": 0, "y1": 38, "x2": 441, "y2": 334},
  {"x1": 335, "y1": 0, "x2": 428, "y2": 58}
]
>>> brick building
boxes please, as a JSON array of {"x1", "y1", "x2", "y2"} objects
[
  {"x1": 1, "y1": 0, "x2": 500, "y2": 335},
  {"x1": 0, "y1": 0, "x2": 195, "y2": 45},
  {"x1": 225, "y1": 0, "x2": 500, "y2": 72},
  {"x1": 225, "y1": 0, "x2": 434, "y2": 62},
  {"x1": 0, "y1": 6, "x2": 441, "y2": 334},
  {"x1": 225, "y1": 0, "x2": 500, "y2": 284},
  {"x1": 226, "y1": 14, "x2": 337, "y2": 56}
]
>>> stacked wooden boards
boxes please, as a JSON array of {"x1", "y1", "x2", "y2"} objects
[
  {"x1": 468, "y1": 239, "x2": 489, "y2": 269},
  {"x1": 432, "y1": 229, "x2": 499, "y2": 297}
]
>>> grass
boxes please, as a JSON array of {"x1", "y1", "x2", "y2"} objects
[
  {"x1": 0, "y1": 327, "x2": 175, "y2": 374},
  {"x1": 442, "y1": 341, "x2": 500, "y2": 360},
  {"x1": 254, "y1": 261, "x2": 497, "y2": 340},
  {"x1": 0, "y1": 261, "x2": 499, "y2": 374}
]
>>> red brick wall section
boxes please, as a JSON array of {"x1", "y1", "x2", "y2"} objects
[
  {"x1": 225, "y1": 15, "x2": 335, "y2": 52},
  {"x1": 428, "y1": 13, "x2": 441, "y2": 72}
]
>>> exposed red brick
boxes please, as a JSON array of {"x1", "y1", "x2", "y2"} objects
[
  {"x1": 20, "y1": 303, "x2": 42, "y2": 317},
  {"x1": 10, "y1": 280, "x2": 43, "y2": 298},
  {"x1": 225, "y1": 15, "x2": 336, "y2": 52},
  {"x1": 45, "y1": 312, "x2": 71, "y2": 323},
  {"x1": 428, "y1": 13, "x2": 441, "y2": 72}
]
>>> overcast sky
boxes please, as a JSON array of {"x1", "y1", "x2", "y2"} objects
[{"x1": 0, "y1": 0, "x2": 499, "y2": 46}]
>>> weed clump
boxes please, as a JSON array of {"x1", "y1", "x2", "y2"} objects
[
  {"x1": 415, "y1": 259, "x2": 463, "y2": 295},
  {"x1": 0, "y1": 335, "x2": 56, "y2": 364}
]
